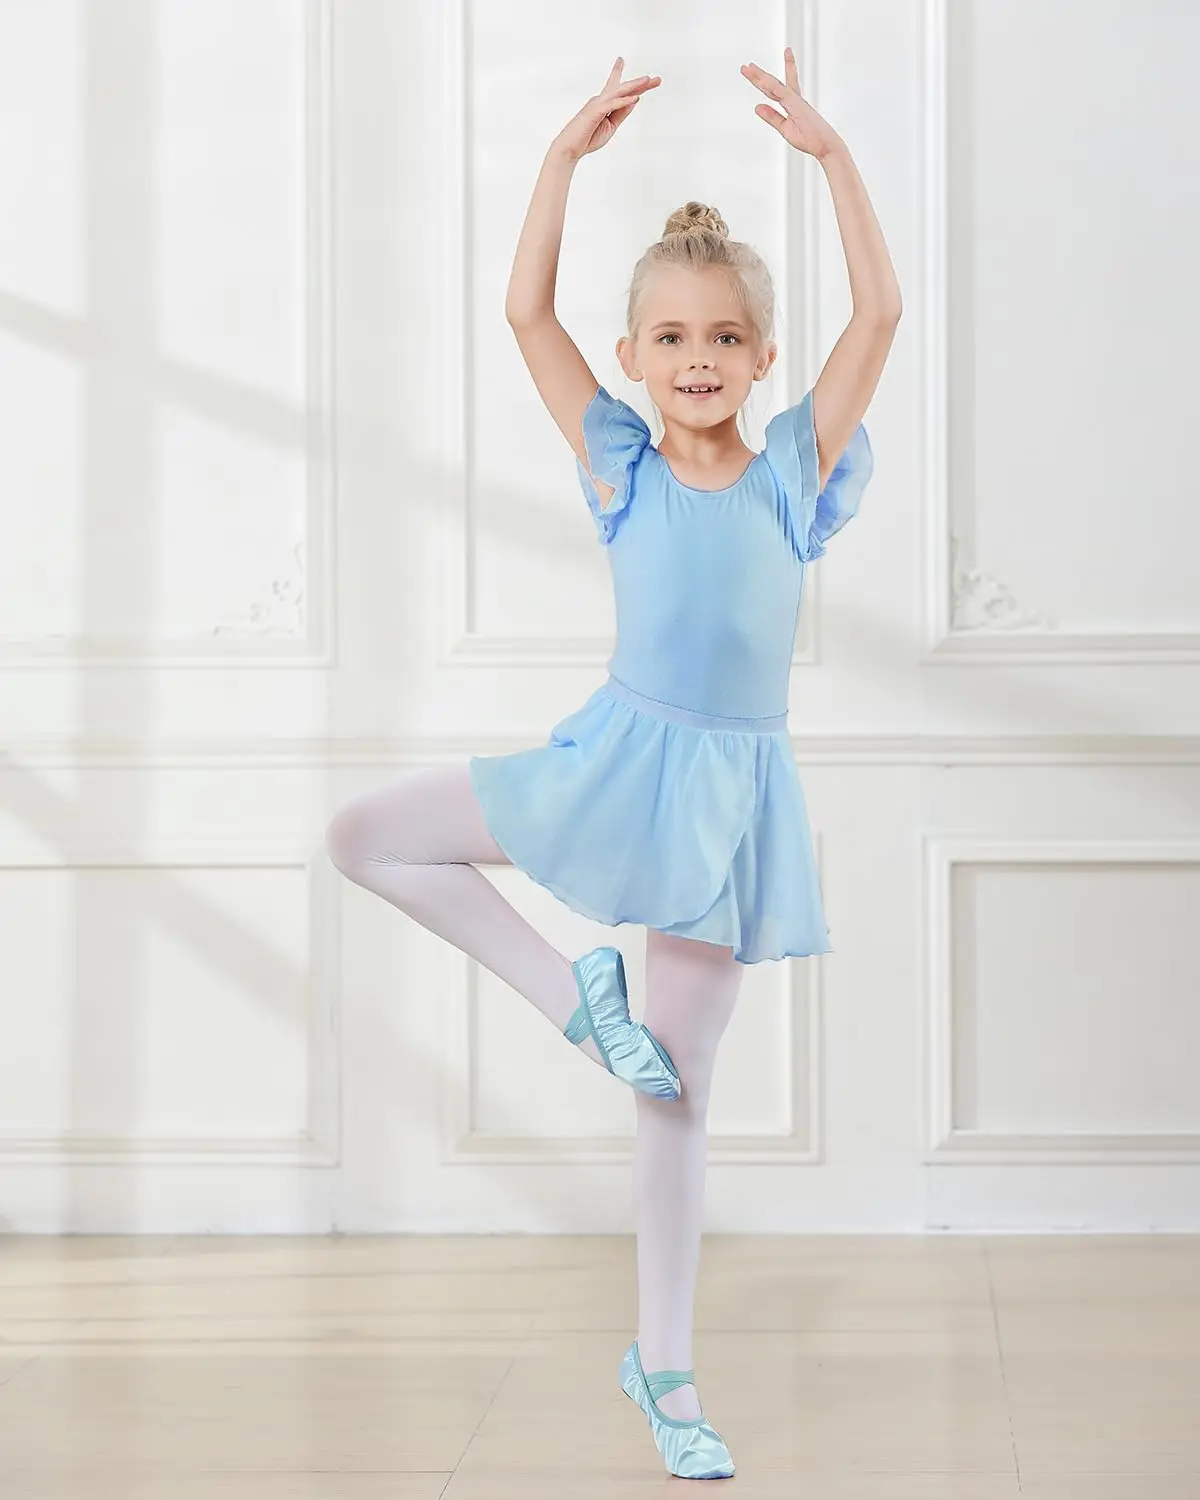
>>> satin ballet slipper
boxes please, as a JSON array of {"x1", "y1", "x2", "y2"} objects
[
  {"x1": 563, "y1": 945, "x2": 681, "y2": 1100},
  {"x1": 619, "y1": 1339, "x2": 735, "y2": 1479}
]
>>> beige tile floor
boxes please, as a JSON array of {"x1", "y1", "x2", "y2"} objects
[{"x1": 0, "y1": 1233, "x2": 1198, "y2": 1497}]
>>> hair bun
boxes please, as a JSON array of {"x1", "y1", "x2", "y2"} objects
[{"x1": 662, "y1": 200, "x2": 730, "y2": 240}]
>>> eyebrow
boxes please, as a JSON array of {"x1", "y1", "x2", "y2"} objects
[{"x1": 647, "y1": 319, "x2": 748, "y2": 333}]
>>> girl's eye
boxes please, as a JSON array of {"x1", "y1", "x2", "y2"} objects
[{"x1": 657, "y1": 333, "x2": 739, "y2": 345}]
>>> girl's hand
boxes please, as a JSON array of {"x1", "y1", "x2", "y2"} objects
[
  {"x1": 552, "y1": 57, "x2": 661, "y2": 162},
  {"x1": 741, "y1": 48, "x2": 844, "y2": 161}
]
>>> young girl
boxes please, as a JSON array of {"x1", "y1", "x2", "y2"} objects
[{"x1": 327, "y1": 49, "x2": 900, "y2": 1481}]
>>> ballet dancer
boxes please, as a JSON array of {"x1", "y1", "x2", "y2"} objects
[{"x1": 326, "y1": 46, "x2": 900, "y2": 1480}]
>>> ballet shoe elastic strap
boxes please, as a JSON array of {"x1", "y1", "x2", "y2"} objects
[
  {"x1": 563, "y1": 1001, "x2": 591, "y2": 1045},
  {"x1": 646, "y1": 1367, "x2": 695, "y2": 1401}
]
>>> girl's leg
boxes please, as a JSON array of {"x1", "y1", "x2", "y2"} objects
[
  {"x1": 633, "y1": 928, "x2": 745, "y2": 1421},
  {"x1": 324, "y1": 764, "x2": 605, "y2": 1067}
]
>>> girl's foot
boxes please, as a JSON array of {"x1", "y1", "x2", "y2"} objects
[
  {"x1": 620, "y1": 1340, "x2": 735, "y2": 1479},
  {"x1": 563, "y1": 946, "x2": 681, "y2": 1100},
  {"x1": 634, "y1": 1340, "x2": 702, "y2": 1418},
  {"x1": 559, "y1": 955, "x2": 606, "y2": 1067},
  {"x1": 649, "y1": 1380, "x2": 702, "y2": 1421}
]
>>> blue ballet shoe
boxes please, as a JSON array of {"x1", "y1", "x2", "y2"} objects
[
  {"x1": 564, "y1": 946, "x2": 681, "y2": 1100},
  {"x1": 620, "y1": 1339, "x2": 735, "y2": 1479}
]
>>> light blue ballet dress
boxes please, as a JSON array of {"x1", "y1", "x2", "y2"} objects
[{"x1": 469, "y1": 384, "x2": 873, "y2": 964}]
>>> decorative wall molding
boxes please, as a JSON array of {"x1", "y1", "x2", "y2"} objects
[
  {"x1": 213, "y1": 538, "x2": 308, "y2": 640},
  {"x1": 0, "y1": 841, "x2": 340, "y2": 1166},
  {"x1": 916, "y1": 0, "x2": 1200, "y2": 664},
  {"x1": 949, "y1": 534, "x2": 1056, "y2": 633},
  {"x1": 922, "y1": 833, "x2": 1200, "y2": 1163}
]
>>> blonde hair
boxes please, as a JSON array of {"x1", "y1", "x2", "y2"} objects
[{"x1": 626, "y1": 201, "x2": 776, "y2": 350}]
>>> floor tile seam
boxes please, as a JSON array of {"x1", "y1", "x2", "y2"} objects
[
  {"x1": 983, "y1": 1239, "x2": 1024, "y2": 1492},
  {"x1": 443, "y1": 1322, "x2": 535, "y2": 1481}
]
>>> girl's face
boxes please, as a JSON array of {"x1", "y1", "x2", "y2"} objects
[{"x1": 617, "y1": 264, "x2": 776, "y2": 430}]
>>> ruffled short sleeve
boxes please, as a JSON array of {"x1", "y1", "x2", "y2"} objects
[
  {"x1": 575, "y1": 384, "x2": 652, "y2": 544},
  {"x1": 763, "y1": 390, "x2": 874, "y2": 562}
]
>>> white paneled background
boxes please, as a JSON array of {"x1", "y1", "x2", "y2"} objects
[{"x1": 1, "y1": 0, "x2": 1197, "y2": 1234}]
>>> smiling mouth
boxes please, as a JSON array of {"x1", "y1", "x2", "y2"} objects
[{"x1": 677, "y1": 385, "x2": 721, "y2": 394}]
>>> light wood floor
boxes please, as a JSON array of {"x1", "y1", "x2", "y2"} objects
[{"x1": 1, "y1": 1233, "x2": 1198, "y2": 1497}]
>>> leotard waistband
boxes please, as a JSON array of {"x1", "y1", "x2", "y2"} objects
[{"x1": 603, "y1": 673, "x2": 788, "y2": 735}]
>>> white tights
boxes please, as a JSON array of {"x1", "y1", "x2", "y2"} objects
[{"x1": 325, "y1": 763, "x2": 744, "y2": 1420}]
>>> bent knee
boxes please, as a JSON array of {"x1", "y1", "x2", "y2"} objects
[{"x1": 325, "y1": 802, "x2": 371, "y2": 875}]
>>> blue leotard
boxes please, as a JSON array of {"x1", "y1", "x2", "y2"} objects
[{"x1": 469, "y1": 384, "x2": 873, "y2": 963}]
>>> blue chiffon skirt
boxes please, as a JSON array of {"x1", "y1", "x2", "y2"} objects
[{"x1": 468, "y1": 674, "x2": 831, "y2": 964}]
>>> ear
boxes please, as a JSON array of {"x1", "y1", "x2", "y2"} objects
[
  {"x1": 754, "y1": 340, "x2": 778, "y2": 381},
  {"x1": 616, "y1": 334, "x2": 641, "y2": 382}
]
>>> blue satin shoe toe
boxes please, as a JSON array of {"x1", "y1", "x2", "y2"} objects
[
  {"x1": 620, "y1": 1340, "x2": 735, "y2": 1479},
  {"x1": 564, "y1": 945, "x2": 681, "y2": 1100}
]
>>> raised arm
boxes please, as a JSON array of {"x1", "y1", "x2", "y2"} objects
[
  {"x1": 805, "y1": 145, "x2": 901, "y2": 488},
  {"x1": 505, "y1": 60, "x2": 660, "y2": 505},
  {"x1": 742, "y1": 49, "x2": 901, "y2": 488}
]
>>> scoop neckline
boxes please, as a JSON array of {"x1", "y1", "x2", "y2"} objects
[{"x1": 652, "y1": 446, "x2": 763, "y2": 496}]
